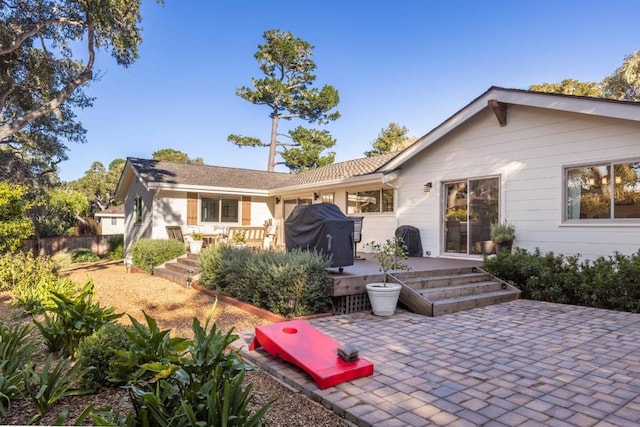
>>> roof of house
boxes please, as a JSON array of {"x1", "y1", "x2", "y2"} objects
[
  {"x1": 123, "y1": 151, "x2": 400, "y2": 194},
  {"x1": 380, "y1": 86, "x2": 640, "y2": 172},
  {"x1": 126, "y1": 158, "x2": 291, "y2": 190},
  {"x1": 94, "y1": 204, "x2": 124, "y2": 216}
]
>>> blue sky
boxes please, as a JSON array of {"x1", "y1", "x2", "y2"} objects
[{"x1": 59, "y1": 0, "x2": 640, "y2": 181}]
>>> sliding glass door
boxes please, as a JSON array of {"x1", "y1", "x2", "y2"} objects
[{"x1": 444, "y1": 177, "x2": 499, "y2": 255}]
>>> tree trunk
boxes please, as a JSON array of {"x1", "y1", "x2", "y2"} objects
[{"x1": 267, "y1": 114, "x2": 279, "y2": 172}]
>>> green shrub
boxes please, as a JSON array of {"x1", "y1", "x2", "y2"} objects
[
  {"x1": 51, "y1": 252, "x2": 73, "y2": 270},
  {"x1": 12, "y1": 276, "x2": 77, "y2": 315},
  {"x1": 70, "y1": 248, "x2": 100, "y2": 263},
  {"x1": 0, "y1": 321, "x2": 39, "y2": 418},
  {"x1": 0, "y1": 252, "x2": 59, "y2": 292},
  {"x1": 108, "y1": 311, "x2": 190, "y2": 385},
  {"x1": 77, "y1": 323, "x2": 132, "y2": 388},
  {"x1": 107, "y1": 234, "x2": 124, "y2": 260},
  {"x1": 112, "y1": 314, "x2": 270, "y2": 426},
  {"x1": 22, "y1": 355, "x2": 94, "y2": 422},
  {"x1": 130, "y1": 238, "x2": 186, "y2": 273},
  {"x1": 33, "y1": 280, "x2": 122, "y2": 358},
  {"x1": 32, "y1": 313, "x2": 65, "y2": 353},
  {"x1": 483, "y1": 248, "x2": 640, "y2": 312},
  {"x1": 199, "y1": 246, "x2": 332, "y2": 317}
]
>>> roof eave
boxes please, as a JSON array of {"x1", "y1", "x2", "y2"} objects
[
  {"x1": 380, "y1": 87, "x2": 640, "y2": 172},
  {"x1": 148, "y1": 182, "x2": 270, "y2": 196},
  {"x1": 270, "y1": 173, "x2": 385, "y2": 195}
]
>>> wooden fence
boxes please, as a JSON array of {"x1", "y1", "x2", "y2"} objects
[{"x1": 23, "y1": 234, "x2": 122, "y2": 257}]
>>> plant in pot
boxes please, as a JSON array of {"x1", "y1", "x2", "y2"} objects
[
  {"x1": 366, "y1": 236, "x2": 411, "y2": 316},
  {"x1": 490, "y1": 220, "x2": 516, "y2": 254},
  {"x1": 189, "y1": 231, "x2": 204, "y2": 254}
]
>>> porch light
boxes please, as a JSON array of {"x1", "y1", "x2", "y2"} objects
[
  {"x1": 424, "y1": 182, "x2": 433, "y2": 193},
  {"x1": 275, "y1": 196, "x2": 281, "y2": 204},
  {"x1": 314, "y1": 192, "x2": 320, "y2": 201}
]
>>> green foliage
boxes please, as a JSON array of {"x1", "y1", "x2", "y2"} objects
[
  {"x1": 229, "y1": 29, "x2": 340, "y2": 172},
  {"x1": 280, "y1": 126, "x2": 336, "y2": 172},
  {"x1": 602, "y1": 50, "x2": 640, "y2": 101},
  {"x1": 370, "y1": 236, "x2": 411, "y2": 284},
  {"x1": 0, "y1": 182, "x2": 34, "y2": 252},
  {"x1": 0, "y1": 252, "x2": 58, "y2": 292},
  {"x1": 490, "y1": 221, "x2": 516, "y2": 244},
  {"x1": 483, "y1": 248, "x2": 640, "y2": 312},
  {"x1": 0, "y1": 321, "x2": 39, "y2": 418},
  {"x1": 365, "y1": 122, "x2": 415, "y2": 157},
  {"x1": 121, "y1": 315, "x2": 270, "y2": 426},
  {"x1": 34, "y1": 280, "x2": 122, "y2": 357},
  {"x1": 71, "y1": 248, "x2": 100, "y2": 263},
  {"x1": 33, "y1": 313, "x2": 65, "y2": 353},
  {"x1": 108, "y1": 234, "x2": 125, "y2": 260},
  {"x1": 199, "y1": 246, "x2": 333, "y2": 317},
  {"x1": 108, "y1": 312, "x2": 189, "y2": 385},
  {"x1": 529, "y1": 78, "x2": 603, "y2": 97},
  {"x1": 152, "y1": 148, "x2": 204, "y2": 165},
  {"x1": 77, "y1": 323, "x2": 132, "y2": 388},
  {"x1": 13, "y1": 276, "x2": 77, "y2": 315},
  {"x1": 29, "y1": 187, "x2": 90, "y2": 237},
  {"x1": 530, "y1": 51, "x2": 640, "y2": 102},
  {"x1": 130, "y1": 238, "x2": 186, "y2": 273},
  {"x1": 67, "y1": 161, "x2": 126, "y2": 214},
  {"x1": 0, "y1": 0, "x2": 162, "y2": 184},
  {"x1": 22, "y1": 355, "x2": 94, "y2": 422}
]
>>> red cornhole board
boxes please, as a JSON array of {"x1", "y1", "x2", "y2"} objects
[{"x1": 249, "y1": 319, "x2": 374, "y2": 389}]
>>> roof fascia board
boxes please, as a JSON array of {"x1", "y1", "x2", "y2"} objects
[
  {"x1": 270, "y1": 173, "x2": 385, "y2": 196},
  {"x1": 148, "y1": 182, "x2": 269, "y2": 196}
]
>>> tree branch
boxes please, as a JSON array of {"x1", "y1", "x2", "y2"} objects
[
  {"x1": 0, "y1": 18, "x2": 95, "y2": 141},
  {"x1": 0, "y1": 17, "x2": 86, "y2": 56}
]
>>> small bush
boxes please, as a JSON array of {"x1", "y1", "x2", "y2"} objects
[
  {"x1": 12, "y1": 276, "x2": 77, "y2": 315},
  {"x1": 51, "y1": 252, "x2": 73, "y2": 270},
  {"x1": 22, "y1": 355, "x2": 94, "y2": 422},
  {"x1": 107, "y1": 235, "x2": 124, "y2": 260},
  {"x1": 70, "y1": 248, "x2": 100, "y2": 263},
  {"x1": 0, "y1": 321, "x2": 39, "y2": 418},
  {"x1": 130, "y1": 238, "x2": 186, "y2": 273},
  {"x1": 199, "y1": 246, "x2": 332, "y2": 317},
  {"x1": 77, "y1": 323, "x2": 132, "y2": 388},
  {"x1": 0, "y1": 252, "x2": 59, "y2": 292},
  {"x1": 33, "y1": 280, "x2": 122, "y2": 358}
]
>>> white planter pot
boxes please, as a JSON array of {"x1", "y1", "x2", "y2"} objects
[
  {"x1": 366, "y1": 282, "x2": 401, "y2": 316},
  {"x1": 189, "y1": 240, "x2": 204, "y2": 254}
]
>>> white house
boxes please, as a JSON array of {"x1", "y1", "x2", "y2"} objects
[
  {"x1": 94, "y1": 204, "x2": 125, "y2": 235},
  {"x1": 115, "y1": 87, "x2": 640, "y2": 260}
]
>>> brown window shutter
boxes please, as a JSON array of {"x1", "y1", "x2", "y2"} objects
[
  {"x1": 242, "y1": 196, "x2": 251, "y2": 225},
  {"x1": 187, "y1": 193, "x2": 198, "y2": 225}
]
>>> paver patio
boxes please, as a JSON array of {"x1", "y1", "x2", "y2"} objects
[{"x1": 235, "y1": 300, "x2": 640, "y2": 426}]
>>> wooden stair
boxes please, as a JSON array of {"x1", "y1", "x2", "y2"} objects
[
  {"x1": 153, "y1": 253, "x2": 201, "y2": 287},
  {"x1": 392, "y1": 267, "x2": 520, "y2": 317}
]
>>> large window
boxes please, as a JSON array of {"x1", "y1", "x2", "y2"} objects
[
  {"x1": 346, "y1": 188, "x2": 394, "y2": 214},
  {"x1": 201, "y1": 197, "x2": 239, "y2": 223},
  {"x1": 566, "y1": 161, "x2": 640, "y2": 220}
]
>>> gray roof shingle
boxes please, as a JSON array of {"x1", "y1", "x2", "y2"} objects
[{"x1": 128, "y1": 151, "x2": 400, "y2": 191}]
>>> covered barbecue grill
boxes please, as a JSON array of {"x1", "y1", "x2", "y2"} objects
[{"x1": 285, "y1": 203, "x2": 354, "y2": 269}]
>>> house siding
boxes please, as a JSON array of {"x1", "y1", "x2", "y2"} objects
[
  {"x1": 123, "y1": 177, "x2": 154, "y2": 256},
  {"x1": 398, "y1": 105, "x2": 640, "y2": 259}
]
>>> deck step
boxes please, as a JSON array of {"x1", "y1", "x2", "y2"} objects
[
  {"x1": 397, "y1": 267, "x2": 520, "y2": 317},
  {"x1": 431, "y1": 289, "x2": 519, "y2": 316},
  {"x1": 403, "y1": 272, "x2": 493, "y2": 289},
  {"x1": 418, "y1": 280, "x2": 506, "y2": 300}
]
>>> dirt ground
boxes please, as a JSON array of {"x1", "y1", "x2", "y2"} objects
[{"x1": 1, "y1": 260, "x2": 350, "y2": 426}]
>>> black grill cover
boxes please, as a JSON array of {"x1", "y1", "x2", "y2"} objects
[
  {"x1": 285, "y1": 203, "x2": 354, "y2": 268},
  {"x1": 395, "y1": 225, "x2": 423, "y2": 257}
]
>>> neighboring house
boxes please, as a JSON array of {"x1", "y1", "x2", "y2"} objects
[
  {"x1": 115, "y1": 86, "x2": 640, "y2": 260},
  {"x1": 94, "y1": 204, "x2": 125, "y2": 235}
]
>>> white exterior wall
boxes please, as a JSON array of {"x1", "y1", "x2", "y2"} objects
[
  {"x1": 398, "y1": 105, "x2": 640, "y2": 260},
  {"x1": 123, "y1": 177, "x2": 154, "y2": 255},
  {"x1": 98, "y1": 216, "x2": 125, "y2": 235}
]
